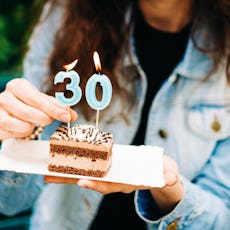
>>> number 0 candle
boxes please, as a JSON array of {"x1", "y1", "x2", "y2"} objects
[{"x1": 86, "y1": 51, "x2": 112, "y2": 129}]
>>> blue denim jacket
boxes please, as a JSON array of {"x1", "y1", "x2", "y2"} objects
[{"x1": 1, "y1": 2, "x2": 230, "y2": 230}]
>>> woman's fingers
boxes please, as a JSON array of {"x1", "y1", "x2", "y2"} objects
[
  {"x1": 45, "y1": 176, "x2": 137, "y2": 194},
  {"x1": 0, "y1": 108, "x2": 34, "y2": 132},
  {"x1": 40, "y1": 93, "x2": 78, "y2": 121},
  {"x1": 77, "y1": 179, "x2": 150, "y2": 194},
  {"x1": 6, "y1": 79, "x2": 77, "y2": 123},
  {"x1": 0, "y1": 129, "x2": 35, "y2": 139},
  {"x1": 0, "y1": 91, "x2": 53, "y2": 125},
  {"x1": 76, "y1": 180, "x2": 131, "y2": 194},
  {"x1": 0, "y1": 78, "x2": 78, "y2": 140},
  {"x1": 44, "y1": 176, "x2": 79, "y2": 184},
  {"x1": 0, "y1": 107, "x2": 35, "y2": 140},
  {"x1": 0, "y1": 115, "x2": 34, "y2": 133},
  {"x1": 44, "y1": 176, "x2": 150, "y2": 194}
]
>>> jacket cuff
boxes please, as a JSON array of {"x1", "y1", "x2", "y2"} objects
[{"x1": 134, "y1": 176, "x2": 198, "y2": 229}]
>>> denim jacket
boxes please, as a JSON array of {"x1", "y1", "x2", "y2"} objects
[{"x1": 0, "y1": 2, "x2": 230, "y2": 230}]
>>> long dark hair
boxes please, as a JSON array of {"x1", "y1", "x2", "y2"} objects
[
  {"x1": 45, "y1": 0, "x2": 230, "y2": 119},
  {"x1": 47, "y1": 0, "x2": 131, "y2": 120}
]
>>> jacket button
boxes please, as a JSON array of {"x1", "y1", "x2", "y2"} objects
[
  {"x1": 158, "y1": 129, "x2": 168, "y2": 139},
  {"x1": 211, "y1": 116, "x2": 221, "y2": 132},
  {"x1": 166, "y1": 221, "x2": 178, "y2": 230}
]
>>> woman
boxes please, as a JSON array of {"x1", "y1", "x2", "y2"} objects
[{"x1": 0, "y1": 0, "x2": 230, "y2": 229}]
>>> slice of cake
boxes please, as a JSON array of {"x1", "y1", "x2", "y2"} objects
[{"x1": 48, "y1": 124, "x2": 113, "y2": 177}]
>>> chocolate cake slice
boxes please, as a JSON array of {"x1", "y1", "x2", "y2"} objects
[{"x1": 48, "y1": 124, "x2": 113, "y2": 177}]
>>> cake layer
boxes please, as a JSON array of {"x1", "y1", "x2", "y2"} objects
[
  {"x1": 50, "y1": 140, "x2": 112, "y2": 159},
  {"x1": 49, "y1": 153, "x2": 112, "y2": 171},
  {"x1": 50, "y1": 138, "x2": 112, "y2": 150},
  {"x1": 48, "y1": 165, "x2": 107, "y2": 177}
]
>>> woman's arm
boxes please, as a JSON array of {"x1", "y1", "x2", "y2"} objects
[{"x1": 135, "y1": 138, "x2": 230, "y2": 229}]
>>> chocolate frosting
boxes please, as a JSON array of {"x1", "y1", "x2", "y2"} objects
[{"x1": 50, "y1": 124, "x2": 113, "y2": 144}]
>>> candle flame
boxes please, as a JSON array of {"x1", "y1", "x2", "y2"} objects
[
  {"x1": 93, "y1": 51, "x2": 101, "y2": 72},
  {"x1": 63, "y1": 59, "x2": 78, "y2": 71}
]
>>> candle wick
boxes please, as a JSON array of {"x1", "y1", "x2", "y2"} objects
[
  {"x1": 96, "y1": 110, "x2": 100, "y2": 130},
  {"x1": 67, "y1": 106, "x2": 71, "y2": 130}
]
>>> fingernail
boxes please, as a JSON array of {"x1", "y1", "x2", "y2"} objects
[
  {"x1": 77, "y1": 180, "x2": 87, "y2": 188},
  {"x1": 60, "y1": 113, "x2": 71, "y2": 122},
  {"x1": 166, "y1": 172, "x2": 177, "y2": 186},
  {"x1": 72, "y1": 111, "x2": 78, "y2": 121}
]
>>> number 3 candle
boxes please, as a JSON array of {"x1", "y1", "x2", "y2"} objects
[
  {"x1": 54, "y1": 59, "x2": 82, "y2": 128},
  {"x1": 54, "y1": 59, "x2": 82, "y2": 106},
  {"x1": 86, "y1": 51, "x2": 112, "y2": 129}
]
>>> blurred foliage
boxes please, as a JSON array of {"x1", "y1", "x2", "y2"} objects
[{"x1": 0, "y1": 0, "x2": 45, "y2": 75}]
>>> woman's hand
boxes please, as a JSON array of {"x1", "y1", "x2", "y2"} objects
[
  {"x1": 149, "y1": 156, "x2": 184, "y2": 214},
  {"x1": 74, "y1": 156, "x2": 181, "y2": 192},
  {"x1": 45, "y1": 156, "x2": 184, "y2": 213},
  {"x1": 0, "y1": 78, "x2": 78, "y2": 140}
]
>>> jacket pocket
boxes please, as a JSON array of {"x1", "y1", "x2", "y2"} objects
[{"x1": 186, "y1": 100, "x2": 230, "y2": 140}]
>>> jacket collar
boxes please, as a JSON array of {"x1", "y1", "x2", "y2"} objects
[
  {"x1": 124, "y1": 24, "x2": 214, "y2": 81},
  {"x1": 174, "y1": 38, "x2": 213, "y2": 80}
]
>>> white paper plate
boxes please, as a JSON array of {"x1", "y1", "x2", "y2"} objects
[{"x1": 0, "y1": 139, "x2": 165, "y2": 187}]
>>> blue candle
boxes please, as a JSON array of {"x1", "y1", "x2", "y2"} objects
[
  {"x1": 85, "y1": 73, "x2": 112, "y2": 110},
  {"x1": 86, "y1": 51, "x2": 112, "y2": 129},
  {"x1": 85, "y1": 52, "x2": 112, "y2": 110},
  {"x1": 54, "y1": 59, "x2": 82, "y2": 106}
]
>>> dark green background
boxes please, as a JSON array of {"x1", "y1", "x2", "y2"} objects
[{"x1": 0, "y1": 0, "x2": 44, "y2": 76}]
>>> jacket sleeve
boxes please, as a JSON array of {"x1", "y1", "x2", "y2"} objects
[
  {"x1": 0, "y1": 2, "x2": 64, "y2": 216},
  {"x1": 0, "y1": 171, "x2": 44, "y2": 216},
  {"x1": 135, "y1": 137, "x2": 230, "y2": 230}
]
